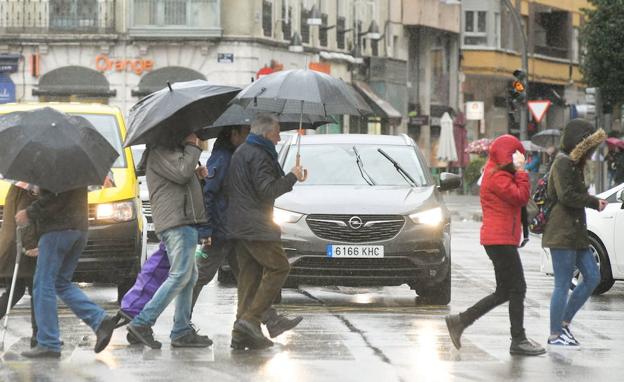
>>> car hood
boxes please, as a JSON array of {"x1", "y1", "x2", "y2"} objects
[{"x1": 275, "y1": 185, "x2": 440, "y2": 215}]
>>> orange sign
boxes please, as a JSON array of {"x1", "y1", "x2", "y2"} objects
[
  {"x1": 95, "y1": 54, "x2": 154, "y2": 75},
  {"x1": 308, "y1": 62, "x2": 331, "y2": 74}
]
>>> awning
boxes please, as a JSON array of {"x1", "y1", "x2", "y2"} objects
[
  {"x1": 33, "y1": 66, "x2": 115, "y2": 97},
  {"x1": 353, "y1": 80, "x2": 402, "y2": 124},
  {"x1": 132, "y1": 66, "x2": 206, "y2": 98}
]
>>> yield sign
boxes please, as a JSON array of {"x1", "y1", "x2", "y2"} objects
[{"x1": 527, "y1": 100, "x2": 552, "y2": 123}]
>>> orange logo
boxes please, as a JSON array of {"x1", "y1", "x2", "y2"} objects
[{"x1": 95, "y1": 54, "x2": 154, "y2": 75}]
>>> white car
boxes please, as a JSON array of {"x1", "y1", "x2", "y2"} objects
[{"x1": 541, "y1": 183, "x2": 624, "y2": 294}]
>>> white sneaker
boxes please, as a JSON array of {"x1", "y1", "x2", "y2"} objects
[
  {"x1": 561, "y1": 326, "x2": 580, "y2": 345},
  {"x1": 548, "y1": 333, "x2": 578, "y2": 346}
]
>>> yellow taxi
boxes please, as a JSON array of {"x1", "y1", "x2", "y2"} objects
[{"x1": 0, "y1": 103, "x2": 144, "y2": 301}]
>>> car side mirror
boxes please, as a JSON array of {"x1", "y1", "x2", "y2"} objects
[
  {"x1": 438, "y1": 172, "x2": 462, "y2": 192},
  {"x1": 135, "y1": 166, "x2": 146, "y2": 177},
  {"x1": 617, "y1": 189, "x2": 624, "y2": 206}
]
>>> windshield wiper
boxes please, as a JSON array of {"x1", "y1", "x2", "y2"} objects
[
  {"x1": 353, "y1": 145, "x2": 376, "y2": 186},
  {"x1": 377, "y1": 148, "x2": 418, "y2": 187}
]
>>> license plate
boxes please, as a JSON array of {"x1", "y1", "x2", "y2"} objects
[
  {"x1": 146, "y1": 223, "x2": 155, "y2": 232},
  {"x1": 326, "y1": 245, "x2": 384, "y2": 258}
]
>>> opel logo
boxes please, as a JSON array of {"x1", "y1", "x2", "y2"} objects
[{"x1": 348, "y1": 216, "x2": 363, "y2": 230}]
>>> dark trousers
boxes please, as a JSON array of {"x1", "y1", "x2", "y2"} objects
[
  {"x1": 0, "y1": 277, "x2": 37, "y2": 334},
  {"x1": 459, "y1": 245, "x2": 527, "y2": 340},
  {"x1": 235, "y1": 240, "x2": 290, "y2": 325},
  {"x1": 191, "y1": 239, "x2": 239, "y2": 310}
]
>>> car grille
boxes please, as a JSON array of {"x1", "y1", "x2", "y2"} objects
[
  {"x1": 306, "y1": 214, "x2": 405, "y2": 243},
  {"x1": 142, "y1": 200, "x2": 152, "y2": 221},
  {"x1": 82, "y1": 238, "x2": 136, "y2": 258},
  {"x1": 289, "y1": 256, "x2": 420, "y2": 278}
]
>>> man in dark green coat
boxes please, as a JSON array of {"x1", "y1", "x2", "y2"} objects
[{"x1": 542, "y1": 119, "x2": 607, "y2": 347}]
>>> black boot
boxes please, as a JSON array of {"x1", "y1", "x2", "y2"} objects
[
  {"x1": 22, "y1": 345, "x2": 60, "y2": 359},
  {"x1": 445, "y1": 314, "x2": 465, "y2": 350},
  {"x1": 233, "y1": 320, "x2": 273, "y2": 349},
  {"x1": 127, "y1": 324, "x2": 162, "y2": 349},
  {"x1": 265, "y1": 314, "x2": 303, "y2": 338},
  {"x1": 510, "y1": 338, "x2": 546, "y2": 356},
  {"x1": 94, "y1": 315, "x2": 118, "y2": 353}
]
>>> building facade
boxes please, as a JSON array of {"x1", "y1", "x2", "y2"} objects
[
  {"x1": 0, "y1": 0, "x2": 461, "y2": 159},
  {"x1": 460, "y1": 0, "x2": 589, "y2": 141}
]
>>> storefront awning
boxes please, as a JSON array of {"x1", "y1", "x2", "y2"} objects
[
  {"x1": 353, "y1": 80, "x2": 402, "y2": 124},
  {"x1": 33, "y1": 66, "x2": 115, "y2": 97},
  {"x1": 132, "y1": 66, "x2": 206, "y2": 98}
]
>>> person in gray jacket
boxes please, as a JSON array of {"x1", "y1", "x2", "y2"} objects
[{"x1": 127, "y1": 132, "x2": 212, "y2": 349}]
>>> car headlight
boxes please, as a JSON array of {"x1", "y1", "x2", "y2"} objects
[
  {"x1": 273, "y1": 207, "x2": 303, "y2": 225},
  {"x1": 409, "y1": 207, "x2": 444, "y2": 226},
  {"x1": 96, "y1": 201, "x2": 135, "y2": 222}
]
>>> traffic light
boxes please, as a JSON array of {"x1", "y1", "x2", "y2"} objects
[{"x1": 510, "y1": 69, "x2": 527, "y2": 104}]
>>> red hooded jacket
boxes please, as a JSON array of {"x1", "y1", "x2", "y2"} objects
[{"x1": 480, "y1": 135, "x2": 530, "y2": 246}]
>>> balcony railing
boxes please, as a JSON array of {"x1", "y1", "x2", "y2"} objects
[
  {"x1": 129, "y1": 0, "x2": 221, "y2": 37},
  {"x1": 534, "y1": 45, "x2": 569, "y2": 60},
  {"x1": 0, "y1": 0, "x2": 116, "y2": 34}
]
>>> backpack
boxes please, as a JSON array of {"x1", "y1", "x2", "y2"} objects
[{"x1": 527, "y1": 171, "x2": 555, "y2": 234}]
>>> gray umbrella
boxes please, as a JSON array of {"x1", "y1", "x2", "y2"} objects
[
  {"x1": 124, "y1": 80, "x2": 241, "y2": 147},
  {"x1": 230, "y1": 69, "x2": 372, "y2": 165},
  {"x1": 231, "y1": 69, "x2": 371, "y2": 116},
  {"x1": 0, "y1": 107, "x2": 119, "y2": 193},
  {"x1": 531, "y1": 129, "x2": 561, "y2": 148},
  {"x1": 197, "y1": 104, "x2": 336, "y2": 139}
]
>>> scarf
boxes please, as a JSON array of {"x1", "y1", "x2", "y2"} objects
[{"x1": 246, "y1": 133, "x2": 285, "y2": 176}]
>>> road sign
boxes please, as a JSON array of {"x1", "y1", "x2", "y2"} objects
[
  {"x1": 465, "y1": 101, "x2": 484, "y2": 120},
  {"x1": 527, "y1": 100, "x2": 551, "y2": 123}
]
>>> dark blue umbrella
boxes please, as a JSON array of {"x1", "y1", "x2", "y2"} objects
[
  {"x1": 124, "y1": 80, "x2": 241, "y2": 147},
  {"x1": 0, "y1": 107, "x2": 119, "y2": 193}
]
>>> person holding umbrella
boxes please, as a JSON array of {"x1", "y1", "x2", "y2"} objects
[
  {"x1": 0, "y1": 183, "x2": 39, "y2": 349},
  {"x1": 192, "y1": 125, "x2": 303, "y2": 337},
  {"x1": 226, "y1": 114, "x2": 306, "y2": 349},
  {"x1": 0, "y1": 108, "x2": 121, "y2": 358},
  {"x1": 126, "y1": 132, "x2": 212, "y2": 349}
]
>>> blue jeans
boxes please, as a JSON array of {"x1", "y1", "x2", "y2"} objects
[
  {"x1": 131, "y1": 226, "x2": 198, "y2": 339},
  {"x1": 34, "y1": 230, "x2": 106, "y2": 352},
  {"x1": 549, "y1": 248, "x2": 600, "y2": 335}
]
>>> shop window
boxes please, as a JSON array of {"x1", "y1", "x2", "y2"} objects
[
  {"x1": 262, "y1": 1, "x2": 272, "y2": 37},
  {"x1": 463, "y1": 10, "x2": 487, "y2": 46}
]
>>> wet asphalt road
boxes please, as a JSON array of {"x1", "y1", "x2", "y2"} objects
[{"x1": 0, "y1": 220, "x2": 622, "y2": 382}]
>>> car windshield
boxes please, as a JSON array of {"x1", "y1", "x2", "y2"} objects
[
  {"x1": 283, "y1": 144, "x2": 430, "y2": 186},
  {"x1": 75, "y1": 113, "x2": 126, "y2": 168}
]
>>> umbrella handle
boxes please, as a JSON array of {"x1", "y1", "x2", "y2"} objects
[{"x1": 295, "y1": 153, "x2": 308, "y2": 182}]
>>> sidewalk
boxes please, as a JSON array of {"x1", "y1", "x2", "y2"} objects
[{"x1": 443, "y1": 193, "x2": 482, "y2": 222}]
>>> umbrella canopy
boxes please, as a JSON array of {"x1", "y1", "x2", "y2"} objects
[
  {"x1": 521, "y1": 140, "x2": 545, "y2": 152},
  {"x1": 531, "y1": 129, "x2": 561, "y2": 148},
  {"x1": 0, "y1": 107, "x2": 119, "y2": 193},
  {"x1": 230, "y1": 69, "x2": 372, "y2": 116},
  {"x1": 606, "y1": 137, "x2": 624, "y2": 150},
  {"x1": 124, "y1": 80, "x2": 241, "y2": 147},
  {"x1": 437, "y1": 112, "x2": 458, "y2": 162},
  {"x1": 197, "y1": 104, "x2": 336, "y2": 139}
]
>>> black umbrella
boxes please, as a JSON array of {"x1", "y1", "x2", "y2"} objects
[
  {"x1": 124, "y1": 80, "x2": 241, "y2": 147},
  {"x1": 197, "y1": 103, "x2": 337, "y2": 139},
  {"x1": 531, "y1": 129, "x2": 561, "y2": 148},
  {"x1": 0, "y1": 107, "x2": 119, "y2": 193},
  {"x1": 230, "y1": 69, "x2": 372, "y2": 165}
]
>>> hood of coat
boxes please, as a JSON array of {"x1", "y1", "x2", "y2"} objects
[
  {"x1": 488, "y1": 134, "x2": 525, "y2": 167},
  {"x1": 561, "y1": 119, "x2": 607, "y2": 162}
]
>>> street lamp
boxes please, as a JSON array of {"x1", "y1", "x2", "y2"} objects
[
  {"x1": 289, "y1": 32, "x2": 304, "y2": 52},
  {"x1": 307, "y1": 4, "x2": 322, "y2": 25}
]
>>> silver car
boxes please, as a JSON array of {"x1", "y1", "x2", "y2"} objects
[{"x1": 273, "y1": 133, "x2": 460, "y2": 304}]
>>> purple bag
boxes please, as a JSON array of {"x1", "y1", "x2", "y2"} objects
[{"x1": 120, "y1": 242, "x2": 170, "y2": 318}]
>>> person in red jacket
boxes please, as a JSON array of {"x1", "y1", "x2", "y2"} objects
[{"x1": 444, "y1": 134, "x2": 546, "y2": 356}]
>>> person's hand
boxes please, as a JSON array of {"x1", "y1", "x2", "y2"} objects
[
  {"x1": 15, "y1": 209, "x2": 29, "y2": 226},
  {"x1": 598, "y1": 199, "x2": 608, "y2": 211},
  {"x1": 185, "y1": 132, "x2": 200, "y2": 147},
  {"x1": 25, "y1": 248, "x2": 39, "y2": 258},
  {"x1": 512, "y1": 150, "x2": 526, "y2": 170},
  {"x1": 196, "y1": 166, "x2": 209, "y2": 178},
  {"x1": 291, "y1": 166, "x2": 306, "y2": 181},
  {"x1": 200, "y1": 237, "x2": 212, "y2": 252}
]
